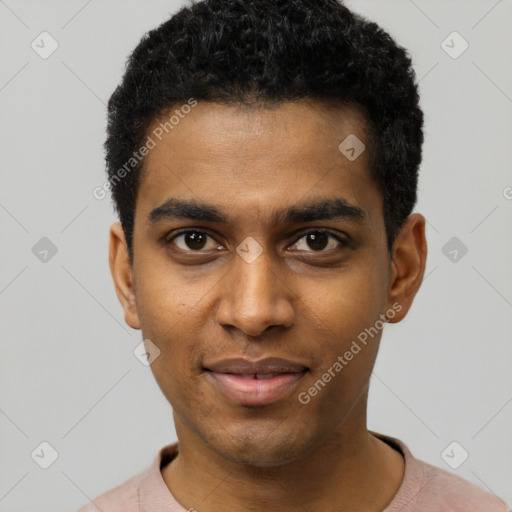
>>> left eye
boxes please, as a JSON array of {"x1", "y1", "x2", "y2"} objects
[{"x1": 291, "y1": 231, "x2": 345, "y2": 252}]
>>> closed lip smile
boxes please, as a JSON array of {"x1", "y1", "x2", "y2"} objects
[{"x1": 203, "y1": 357, "x2": 309, "y2": 405}]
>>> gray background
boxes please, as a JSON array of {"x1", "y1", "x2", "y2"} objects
[{"x1": 0, "y1": 0, "x2": 511, "y2": 510}]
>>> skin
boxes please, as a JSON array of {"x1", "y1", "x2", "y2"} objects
[{"x1": 109, "y1": 99, "x2": 427, "y2": 512}]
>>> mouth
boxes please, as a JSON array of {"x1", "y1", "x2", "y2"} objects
[{"x1": 203, "y1": 357, "x2": 309, "y2": 406}]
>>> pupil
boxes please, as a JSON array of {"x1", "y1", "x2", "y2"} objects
[
  {"x1": 308, "y1": 232, "x2": 328, "y2": 251},
  {"x1": 186, "y1": 231, "x2": 207, "y2": 250}
]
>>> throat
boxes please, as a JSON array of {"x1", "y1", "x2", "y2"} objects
[{"x1": 160, "y1": 432, "x2": 405, "y2": 512}]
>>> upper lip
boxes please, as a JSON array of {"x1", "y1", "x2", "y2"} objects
[{"x1": 204, "y1": 357, "x2": 309, "y2": 375}]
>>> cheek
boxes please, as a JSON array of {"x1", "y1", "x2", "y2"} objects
[
  {"x1": 302, "y1": 264, "x2": 385, "y2": 339},
  {"x1": 134, "y1": 278, "x2": 204, "y2": 388},
  {"x1": 296, "y1": 262, "x2": 387, "y2": 394},
  {"x1": 135, "y1": 265, "x2": 199, "y2": 334},
  {"x1": 139, "y1": 299, "x2": 206, "y2": 413}
]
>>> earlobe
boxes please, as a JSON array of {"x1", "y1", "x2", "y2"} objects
[
  {"x1": 109, "y1": 222, "x2": 141, "y2": 330},
  {"x1": 386, "y1": 213, "x2": 427, "y2": 323}
]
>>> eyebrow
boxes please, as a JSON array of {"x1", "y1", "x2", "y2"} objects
[{"x1": 148, "y1": 197, "x2": 366, "y2": 226}]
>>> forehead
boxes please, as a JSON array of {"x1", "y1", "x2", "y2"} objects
[{"x1": 135, "y1": 100, "x2": 381, "y2": 228}]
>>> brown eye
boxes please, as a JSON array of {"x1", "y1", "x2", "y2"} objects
[
  {"x1": 168, "y1": 230, "x2": 219, "y2": 252},
  {"x1": 305, "y1": 232, "x2": 329, "y2": 251},
  {"x1": 292, "y1": 230, "x2": 346, "y2": 252}
]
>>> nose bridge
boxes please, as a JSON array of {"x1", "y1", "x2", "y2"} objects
[
  {"x1": 234, "y1": 248, "x2": 276, "y2": 302},
  {"x1": 217, "y1": 246, "x2": 294, "y2": 336}
]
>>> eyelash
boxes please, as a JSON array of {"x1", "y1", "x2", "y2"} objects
[{"x1": 164, "y1": 228, "x2": 348, "y2": 253}]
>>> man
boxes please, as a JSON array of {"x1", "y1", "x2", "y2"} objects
[{"x1": 80, "y1": 0, "x2": 509, "y2": 510}]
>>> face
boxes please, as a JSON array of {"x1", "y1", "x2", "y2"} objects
[{"x1": 110, "y1": 100, "x2": 426, "y2": 467}]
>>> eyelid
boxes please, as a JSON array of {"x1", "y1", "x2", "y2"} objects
[
  {"x1": 289, "y1": 228, "x2": 348, "y2": 249},
  {"x1": 165, "y1": 228, "x2": 222, "y2": 250},
  {"x1": 165, "y1": 228, "x2": 348, "y2": 252}
]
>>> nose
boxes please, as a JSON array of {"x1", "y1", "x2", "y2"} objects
[{"x1": 215, "y1": 248, "x2": 295, "y2": 337}]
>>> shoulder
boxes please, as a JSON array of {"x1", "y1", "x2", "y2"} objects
[
  {"x1": 77, "y1": 470, "x2": 145, "y2": 512},
  {"x1": 374, "y1": 433, "x2": 510, "y2": 512},
  {"x1": 413, "y1": 459, "x2": 510, "y2": 511},
  {"x1": 76, "y1": 443, "x2": 179, "y2": 512}
]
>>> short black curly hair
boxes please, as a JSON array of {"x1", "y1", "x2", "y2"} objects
[{"x1": 104, "y1": 0, "x2": 423, "y2": 262}]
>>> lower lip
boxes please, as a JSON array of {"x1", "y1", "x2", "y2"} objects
[{"x1": 206, "y1": 371, "x2": 307, "y2": 406}]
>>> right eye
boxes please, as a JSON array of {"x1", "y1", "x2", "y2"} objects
[{"x1": 166, "y1": 230, "x2": 222, "y2": 252}]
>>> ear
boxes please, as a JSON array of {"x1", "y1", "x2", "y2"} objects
[
  {"x1": 385, "y1": 213, "x2": 427, "y2": 323},
  {"x1": 109, "y1": 222, "x2": 141, "y2": 330}
]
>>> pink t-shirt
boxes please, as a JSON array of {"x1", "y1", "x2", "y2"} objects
[{"x1": 77, "y1": 433, "x2": 509, "y2": 511}]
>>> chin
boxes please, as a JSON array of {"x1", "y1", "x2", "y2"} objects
[{"x1": 203, "y1": 420, "x2": 319, "y2": 468}]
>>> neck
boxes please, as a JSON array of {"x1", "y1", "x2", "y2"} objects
[{"x1": 162, "y1": 422, "x2": 404, "y2": 512}]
